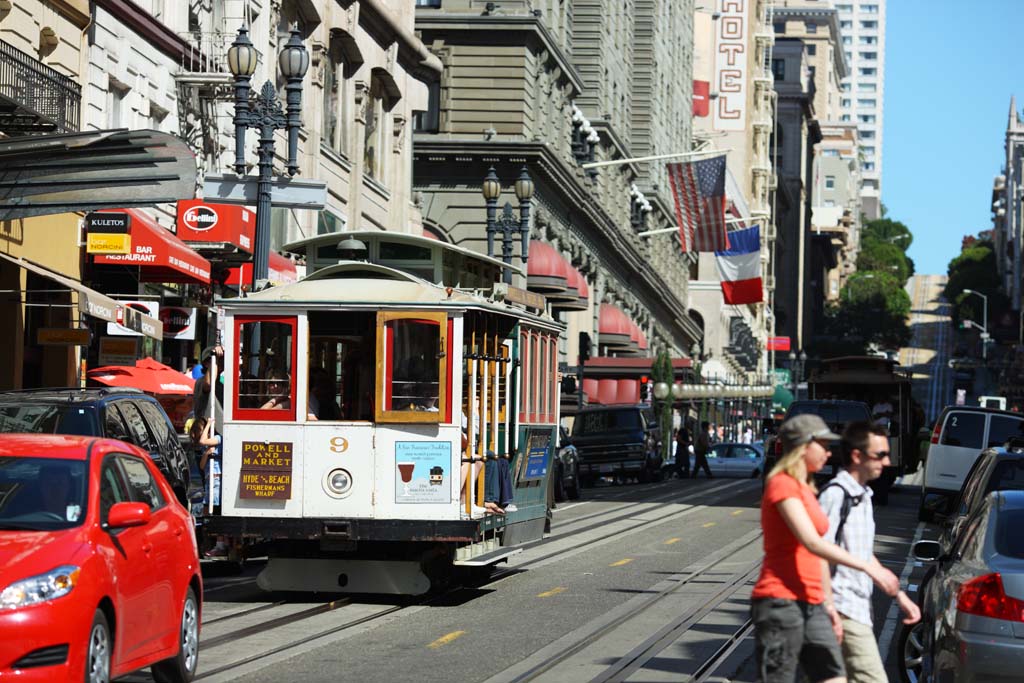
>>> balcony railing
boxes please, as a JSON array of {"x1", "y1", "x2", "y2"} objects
[{"x1": 0, "y1": 39, "x2": 80, "y2": 134}]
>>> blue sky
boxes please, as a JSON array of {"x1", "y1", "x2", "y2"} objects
[{"x1": 884, "y1": 0, "x2": 1023, "y2": 275}]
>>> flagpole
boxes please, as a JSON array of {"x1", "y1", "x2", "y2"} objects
[
  {"x1": 581, "y1": 148, "x2": 732, "y2": 170},
  {"x1": 638, "y1": 216, "x2": 748, "y2": 237}
]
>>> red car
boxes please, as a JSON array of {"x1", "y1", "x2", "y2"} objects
[{"x1": 0, "y1": 434, "x2": 202, "y2": 682}]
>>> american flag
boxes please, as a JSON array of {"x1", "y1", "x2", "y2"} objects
[{"x1": 666, "y1": 154, "x2": 729, "y2": 252}]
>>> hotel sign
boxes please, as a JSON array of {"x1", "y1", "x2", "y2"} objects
[{"x1": 713, "y1": 0, "x2": 749, "y2": 131}]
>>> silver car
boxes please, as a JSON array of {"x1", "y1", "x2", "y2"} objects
[
  {"x1": 913, "y1": 490, "x2": 1024, "y2": 682},
  {"x1": 691, "y1": 442, "x2": 764, "y2": 478}
]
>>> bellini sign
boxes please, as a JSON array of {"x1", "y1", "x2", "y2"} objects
[{"x1": 713, "y1": 0, "x2": 749, "y2": 131}]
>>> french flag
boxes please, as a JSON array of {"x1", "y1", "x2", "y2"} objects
[{"x1": 714, "y1": 226, "x2": 763, "y2": 305}]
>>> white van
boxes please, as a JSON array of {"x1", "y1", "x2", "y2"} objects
[{"x1": 920, "y1": 406, "x2": 1024, "y2": 521}]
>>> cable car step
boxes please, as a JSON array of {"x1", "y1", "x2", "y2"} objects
[{"x1": 453, "y1": 546, "x2": 523, "y2": 567}]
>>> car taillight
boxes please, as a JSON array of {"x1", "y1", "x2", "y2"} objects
[
  {"x1": 930, "y1": 420, "x2": 942, "y2": 445},
  {"x1": 956, "y1": 573, "x2": 1024, "y2": 622}
]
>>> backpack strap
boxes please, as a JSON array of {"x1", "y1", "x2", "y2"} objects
[{"x1": 819, "y1": 481, "x2": 864, "y2": 550}]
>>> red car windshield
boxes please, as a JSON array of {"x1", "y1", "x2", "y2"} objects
[{"x1": 0, "y1": 457, "x2": 88, "y2": 531}]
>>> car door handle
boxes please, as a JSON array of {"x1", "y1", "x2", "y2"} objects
[
  {"x1": 174, "y1": 526, "x2": 184, "y2": 538},
  {"x1": 142, "y1": 543, "x2": 153, "y2": 554}
]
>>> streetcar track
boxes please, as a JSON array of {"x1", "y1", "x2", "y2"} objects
[
  {"x1": 202, "y1": 600, "x2": 287, "y2": 626},
  {"x1": 494, "y1": 528, "x2": 763, "y2": 683},
  {"x1": 691, "y1": 619, "x2": 754, "y2": 683},
  {"x1": 589, "y1": 560, "x2": 762, "y2": 683},
  {"x1": 201, "y1": 598, "x2": 352, "y2": 650}
]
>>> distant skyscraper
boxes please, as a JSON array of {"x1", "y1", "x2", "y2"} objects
[{"x1": 835, "y1": 0, "x2": 885, "y2": 220}]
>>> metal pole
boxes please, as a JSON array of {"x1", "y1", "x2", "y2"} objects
[
  {"x1": 581, "y1": 147, "x2": 732, "y2": 170},
  {"x1": 485, "y1": 196, "x2": 497, "y2": 259},
  {"x1": 252, "y1": 116, "x2": 276, "y2": 288},
  {"x1": 501, "y1": 203, "x2": 514, "y2": 281},
  {"x1": 638, "y1": 216, "x2": 748, "y2": 237}
]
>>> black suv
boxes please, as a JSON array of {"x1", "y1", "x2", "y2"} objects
[
  {"x1": 572, "y1": 405, "x2": 662, "y2": 484},
  {"x1": 0, "y1": 388, "x2": 192, "y2": 506}
]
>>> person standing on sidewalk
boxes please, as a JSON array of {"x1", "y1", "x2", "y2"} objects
[
  {"x1": 819, "y1": 421, "x2": 920, "y2": 683},
  {"x1": 751, "y1": 415, "x2": 901, "y2": 683},
  {"x1": 673, "y1": 421, "x2": 692, "y2": 478},
  {"x1": 692, "y1": 421, "x2": 714, "y2": 479}
]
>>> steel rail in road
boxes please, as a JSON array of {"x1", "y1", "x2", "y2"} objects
[{"x1": 491, "y1": 527, "x2": 763, "y2": 683}]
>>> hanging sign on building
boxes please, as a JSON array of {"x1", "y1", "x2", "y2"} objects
[
  {"x1": 37, "y1": 328, "x2": 91, "y2": 346},
  {"x1": 107, "y1": 300, "x2": 160, "y2": 337},
  {"x1": 176, "y1": 200, "x2": 255, "y2": 254},
  {"x1": 86, "y1": 212, "x2": 132, "y2": 254},
  {"x1": 160, "y1": 306, "x2": 197, "y2": 340},
  {"x1": 98, "y1": 337, "x2": 138, "y2": 366},
  {"x1": 713, "y1": 0, "x2": 749, "y2": 131}
]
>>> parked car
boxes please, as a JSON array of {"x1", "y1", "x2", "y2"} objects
[
  {"x1": 0, "y1": 388, "x2": 194, "y2": 507},
  {"x1": 0, "y1": 434, "x2": 202, "y2": 682},
  {"x1": 908, "y1": 490, "x2": 1024, "y2": 683},
  {"x1": 571, "y1": 405, "x2": 662, "y2": 484},
  {"x1": 920, "y1": 406, "x2": 1024, "y2": 521},
  {"x1": 553, "y1": 426, "x2": 581, "y2": 502},
  {"x1": 899, "y1": 443, "x2": 1024, "y2": 683},
  {"x1": 691, "y1": 442, "x2": 764, "y2": 478}
]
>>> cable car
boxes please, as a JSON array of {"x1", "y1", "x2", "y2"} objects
[{"x1": 204, "y1": 233, "x2": 563, "y2": 594}]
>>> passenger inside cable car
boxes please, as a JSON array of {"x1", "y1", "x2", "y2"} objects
[
  {"x1": 308, "y1": 311, "x2": 375, "y2": 421},
  {"x1": 260, "y1": 372, "x2": 292, "y2": 410}
]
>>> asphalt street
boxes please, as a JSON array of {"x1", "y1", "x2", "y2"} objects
[{"x1": 119, "y1": 477, "x2": 927, "y2": 683}]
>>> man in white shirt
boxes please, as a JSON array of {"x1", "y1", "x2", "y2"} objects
[{"x1": 820, "y1": 421, "x2": 919, "y2": 682}]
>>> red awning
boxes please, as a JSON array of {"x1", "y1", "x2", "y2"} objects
[
  {"x1": 92, "y1": 209, "x2": 212, "y2": 284},
  {"x1": 527, "y1": 240, "x2": 568, "y2": 293},
  {"x1": 599, "y1": 304, "x2": 635, "y2": 349},
  {"x1": 224, "y1": 251, "x2": 299, "y2": 287}
]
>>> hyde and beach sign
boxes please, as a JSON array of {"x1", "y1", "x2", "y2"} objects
[
  {"x1": 713, "y1": 0, "x2": 748, "y2": 132},
  {"x1": 239, "y1": 441, "x2": 293, "y2": 499}
]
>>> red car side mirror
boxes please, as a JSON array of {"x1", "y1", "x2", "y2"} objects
[{"x1": 106, "y1": 502, "x2": 152, "y2": 529}]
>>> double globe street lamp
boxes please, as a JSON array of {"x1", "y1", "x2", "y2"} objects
[
  {"x1": 482, "y1": 167, "x2": 534, "y2": 284},
  {"x1": 227, "y1": 26, "x2": 310, "y2": 289}
]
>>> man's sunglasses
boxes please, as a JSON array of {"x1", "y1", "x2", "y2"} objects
[{"x1": 862, "y1": 449, "x2": 890, "y2": 460}]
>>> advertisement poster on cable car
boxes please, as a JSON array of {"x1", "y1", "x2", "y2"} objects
[
  {"x1": 395, "y1": 441, "x2": 450, "y2": 503},
  {"x1": 521, "y1": 428, "x2": 552, "y2": 481}
]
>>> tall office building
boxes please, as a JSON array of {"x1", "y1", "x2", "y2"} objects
[{"x1": 835, "y1": 1, "x2": 885, "y2": 220}]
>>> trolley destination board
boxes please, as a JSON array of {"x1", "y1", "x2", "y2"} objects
[{"x1": 239, "y1": 441, "x2": 294, "y2": 499}]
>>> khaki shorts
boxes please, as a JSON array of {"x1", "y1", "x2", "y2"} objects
[
  {"x1": 839, "y1": 615, "x2": 886, "y2": 683},
  {"x1": 751, "y1": 598, "x2": 846, "y2": 683}
]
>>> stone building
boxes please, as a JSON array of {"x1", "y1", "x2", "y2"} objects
[
  {"x1": 0, "y1": 0, "x2": 90, "y2": 388},
  {"x1": 690, "y1": 0, "x2": 777, "y2": 381},
  {"x1": 412, "y1": 0, "x2": 703, "y2": 407},
  {"x1": 771, "y1": 2, "x2": 846, "y2": 355},
  {"x1": 811, "y1": 121, "x2": 861, "y2": 306}
]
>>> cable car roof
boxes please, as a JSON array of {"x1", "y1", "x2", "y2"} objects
[{"x1": 216, "y1": 275, "x2": 563, "y2": 331}]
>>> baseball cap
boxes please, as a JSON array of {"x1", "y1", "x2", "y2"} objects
[{"x1": 778, "y1": 414, "x2": 840, "y2": 453}]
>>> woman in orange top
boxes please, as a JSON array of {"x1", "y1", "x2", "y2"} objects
[{"x1": 752, "y1": 414, "x2": 900, "y2": 683}]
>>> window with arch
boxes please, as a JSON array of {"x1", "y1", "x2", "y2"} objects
[{"x1": 323, "y1": 33, "x2": 355, "y2": 157}]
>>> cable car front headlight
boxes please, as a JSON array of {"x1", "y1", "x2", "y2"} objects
[{"x1": 323, "y1": 468, "x2": 353, "y2": 498}]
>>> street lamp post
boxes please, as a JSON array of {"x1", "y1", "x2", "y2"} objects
[
  {"x1": 653, "y1": 381, "x2": 671, "y2": 462},
  {"x1": 227, "y1": 26, "x2": 310, "y2": 289},
  {"x1": 789, "y1": 350, "x2": 807, "y2": 400},
  {"x1": 963, "y1": 288, "x2": 989, "y2": 359},
  {"x1": 482, "y1": 167, "x2": 534, "y2": 284}
]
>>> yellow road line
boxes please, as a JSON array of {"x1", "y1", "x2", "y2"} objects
[
  {"x1": 610, "y1": 558, "x2": 634, "y2": 567},
  {"x1": 703, "y1": 522, "x2": 717, "y2": 528},
  {"x1": 732, "y1": 510, "x2": 743, "y2": 516},
  {"x1": 537, "y1": 586, "x2": 567, "y2": 598},
  {"x1": 428, "y1": 630, "x2": 466, "y2": 649},
  {"x1": 664, "y1": 537, "x2": 681, "y2": 545}
]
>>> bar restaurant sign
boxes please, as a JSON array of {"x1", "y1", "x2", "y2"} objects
[
  {"x1": 86, "y1": 212, "x2": 132, "y2": 255},
  {"x1": 239, "y1": 441, "x2": 293, "y2": 499}
]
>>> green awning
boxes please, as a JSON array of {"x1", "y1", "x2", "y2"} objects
[{"x1": 773, "y1": 385, "x2": 794, "y2": 411}]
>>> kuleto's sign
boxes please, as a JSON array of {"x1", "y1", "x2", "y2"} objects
[{"x1": 239, "y1": 441, "x2": 293, "y2": 499}]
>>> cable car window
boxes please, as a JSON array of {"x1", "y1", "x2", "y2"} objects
[
  {"x1": 234, "y1": 317, "x2": 297, "y2": 421},
  {"x1": 375, "y1": 311, "x2": 448, "y2": 423},
  {"x1": 308, "y1": 311, "x2": 375, "y2": 421}
]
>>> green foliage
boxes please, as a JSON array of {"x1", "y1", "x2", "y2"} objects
[
  {"x1": 862, "y1": 218, "x2": 913, "y2": 252},
  {"x1": 857, "y1": 240, "x2": 910, "y2": 285},
  {"x1": 651, "y1": 350, "x2": 674, "y2": 460},
  {"x1": 824, "y1": 271, "x2": 912, "y2": 352},
  {"x1": 944, "y1": 240, "x2": 1007, "y2": 328}
]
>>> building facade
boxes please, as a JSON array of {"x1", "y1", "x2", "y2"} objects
[
  {"x1": 411, "y1": 0, "x2": 704, "y2": 408},
  {"x1": 835, "y1": 0, "x2": 885, "y2": 220},
  {"x1": 690, "y1": 0, "x2": 777, "y2": 380},
  {"x1": 0, "y1": 0, "x2": 90, "y2": 388}
]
